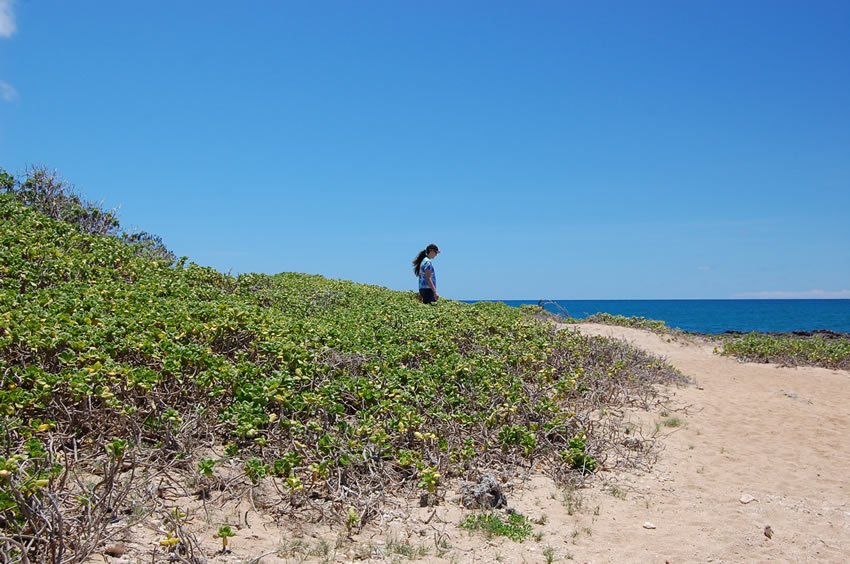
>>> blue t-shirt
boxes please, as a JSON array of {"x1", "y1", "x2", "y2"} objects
[{"x1": 419, "y1": 257, "x2": 436, "y2": 290}]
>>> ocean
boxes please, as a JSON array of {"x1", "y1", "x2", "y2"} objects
[{"x1": 484, "y1": 299, "x2": 850, "y2": 335}]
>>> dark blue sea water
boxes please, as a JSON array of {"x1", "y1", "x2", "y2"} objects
[{"x1": 482, "y1": 300, "x2": 850, "y2": 334}]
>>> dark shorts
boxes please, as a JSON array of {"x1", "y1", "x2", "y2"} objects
[{"x1": 419, "y1": 288, "x2": 437, "y2": 304}]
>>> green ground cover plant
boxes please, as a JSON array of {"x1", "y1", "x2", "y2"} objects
[
  {"x1": 718, "y1": 332, "x2": 850, "y2": 370},
  {"x1": 460, "y1": 512, "x2": 533, "y2": 542},
  {"x1": 0, "y1": 169, "x2": 685, "y2": 561},
  {"x1": 581, "y1": 313, "x2": 674, "y2": 333}
]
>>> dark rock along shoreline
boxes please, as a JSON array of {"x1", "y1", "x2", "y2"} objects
[{"x1": 720, "y1": 329, "x2": 850, "y2": 339}]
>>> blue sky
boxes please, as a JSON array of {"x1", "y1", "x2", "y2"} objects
[{"x1": 1, "y1": 1, "x2": 848, "y2": 300}]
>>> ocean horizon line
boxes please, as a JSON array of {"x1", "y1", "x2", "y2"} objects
[
  {"x1": 460, "y1": 298, "x2": 850, "y2": 334},
  {"x1": 461, "y1": 298, "x2": 850, "y2": 302}
]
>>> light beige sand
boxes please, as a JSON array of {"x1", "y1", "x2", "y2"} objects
[
  {"x1": 548, "y1": 323, "x2": 850, "y2": 563},
  {"x1": 98, "y1": 323, "x2": 850, "y2": 563}
]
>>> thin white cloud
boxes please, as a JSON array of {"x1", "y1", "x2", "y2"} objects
[
  {"x1": 736, "y1": 289, "x2": 850, "y2": 299},
  {"x1": 697, "y1": 266, "x2": 712, "y2": 272},
  {"x1": 0, "y1": 0, "x2": 15, "y2": 38},
  {"x1": 0, "y1": 80, "x2": 17, "y2": 102}
]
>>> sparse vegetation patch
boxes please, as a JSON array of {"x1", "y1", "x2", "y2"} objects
[
  {"x1": 460, "y1": 512, "x2": 534, "y2": 542},
  {"x1": 582, "y1": 313, "x2": 675, "y2": 333},
  {"x1": 718, "y1": 332, "x2": 850, "y2": 370}
]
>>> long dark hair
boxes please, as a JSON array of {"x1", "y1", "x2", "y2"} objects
[{"x1": 412, "y1": 243, "x2": 439, "y2": 276}]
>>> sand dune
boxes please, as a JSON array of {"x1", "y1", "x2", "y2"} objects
[{"x1": 98, "y1": 323, "x2": 850, "y2": 562}]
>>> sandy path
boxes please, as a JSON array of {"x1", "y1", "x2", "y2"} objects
[{"x1": 552, "y1": 323, "x2": 850, "y2": 563}]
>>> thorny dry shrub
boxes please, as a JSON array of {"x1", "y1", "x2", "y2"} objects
[
  {"x1": 1, "y1": 166, "x2": 175, "y2": 265},
  {"x1": 0, "y1": 192, "x2": 686, "y2": 562},
  {"x1": 1, "y1": 166, "x2": 120, "y2": 238}
]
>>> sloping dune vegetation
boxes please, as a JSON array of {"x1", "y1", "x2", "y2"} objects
[
  {"x1": 719, "y1": 332, "x2": 850, "y2": 370},
  {"x1": 0, "y1": 168, "x2": 684, "y2": 562}
]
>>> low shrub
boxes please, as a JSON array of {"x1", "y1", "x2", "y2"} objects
[
  {"x1": 719, "y1": 332, "x2": 850, "y2": 370},
  {"x1": 582, "y1": 312, "x2": 674, "y2": 333}
]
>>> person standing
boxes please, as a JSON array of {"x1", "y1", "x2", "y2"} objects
[{"x1": 412, "y1": 244, "x2": 440, "y2": 304}]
